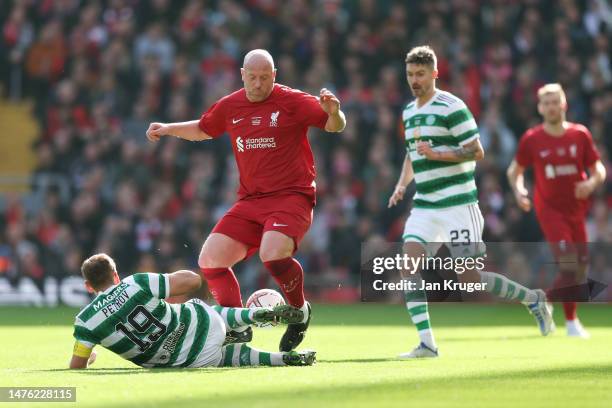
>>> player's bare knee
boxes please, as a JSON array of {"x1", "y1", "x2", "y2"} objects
[
  {"x1": 198, "y1": 248, "x2": 222, "y2": 269},
  {"x1": 259, "y1": 247, "x2": 292, "y2": 263}
]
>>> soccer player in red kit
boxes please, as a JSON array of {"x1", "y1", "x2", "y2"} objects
[
  {"x1": 507, "y1": 83, "x2": 606, "y2": 338},
  {"x1": 146, "y1": 49, "x2": 346, "y2": 351}
]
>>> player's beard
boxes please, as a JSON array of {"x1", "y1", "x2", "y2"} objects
[
  {"x1": 411, "y1": 83, "x2": 432, "y2": 99},
  {"x1": 411, "y1": 85, "x2": 425, "y2": 98}
]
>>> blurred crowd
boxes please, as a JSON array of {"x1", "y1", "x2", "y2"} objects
[{"x1": 0, "y1": 0, "x2": 610, "y2": 300}]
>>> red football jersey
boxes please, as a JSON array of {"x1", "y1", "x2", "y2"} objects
[
  {"x1": 515, "y1": 122, "x2": 600, "y2": 216},
  {"x1": 198, "y1": 84, "x2": 328, "y2": 201}
]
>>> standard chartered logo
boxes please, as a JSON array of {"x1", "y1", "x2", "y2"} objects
[
  {"x1": 545, "y1": 163, "x2": 578, "y2": 179},
  {"x1": 235, "y1": 136, "x2": 276, "y2": 153}
]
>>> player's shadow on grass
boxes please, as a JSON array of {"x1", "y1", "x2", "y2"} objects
[
  {"x1": 30, "y1": 367, "x2": 252, "y2": 375},
  {"x1": 318, "y1": 358, "x2": 399, "y2": 364}
]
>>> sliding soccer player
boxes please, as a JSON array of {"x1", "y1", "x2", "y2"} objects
[{"x1": 69, "y1": 253, "x2": 315, "y2": 369}]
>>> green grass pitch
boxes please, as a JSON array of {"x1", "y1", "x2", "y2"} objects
[{"x1": 1, "y1": 303, "x2": 610, "y2": 407}]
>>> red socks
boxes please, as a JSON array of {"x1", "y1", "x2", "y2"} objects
[
  {"x1": 201, "y1": 259, "x2": 305, "y2": 309},
  {"x1": 200, "y1": 267, "x2": 243, "y2": 307},
  {"x1": 562, "y1": 301, "x2": 577, "y2": 321},
  {"x1": 547, "y1": 274, "x2": 578, "y2": 321},
  {"x1": 263, "y1": 257, "x2": 305, "y2": 307}
]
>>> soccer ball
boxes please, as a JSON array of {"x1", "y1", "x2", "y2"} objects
[{"x1": 246, "y1": 288, "x2": 285, "y2": 328}]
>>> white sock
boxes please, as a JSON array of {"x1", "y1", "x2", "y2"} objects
[
  {"x1": 566, "y1": 319, "x2": 580, "y2": 328},
  {"x1": 419, "y1": 328, "x2": 437, "y2": 350},
  {"x1": 298, "y1": 302, "x2": 310, "y2": 324},
  {"x1": 405, "y1": 291, "x2": 437, "y2": 350}
]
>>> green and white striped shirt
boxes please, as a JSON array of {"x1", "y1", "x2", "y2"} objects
[
  {"x1": 73, "y1": 273, "x2": 210, "y2": 368},
  {"x1": 403, "y1": 90, "x2": 480, "y2": 209}
]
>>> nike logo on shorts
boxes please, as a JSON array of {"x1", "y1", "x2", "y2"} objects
[
  {"x1": 232, "y1": 118, "x2": 245, "y2": 124},
  {"x1": 272, "y1": 222, "x2": 288, "y2": 227}
]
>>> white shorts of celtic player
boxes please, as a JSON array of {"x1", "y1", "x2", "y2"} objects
[
  {"x1": 187, "y1": 301, "x2": 227, "y2": 368},
  {"x1": 402, "y1": 203, "x2": 486, "y2": 257}
]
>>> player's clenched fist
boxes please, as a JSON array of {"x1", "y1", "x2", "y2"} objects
[
  {"x1": 146, "y1": 122, "x2": 170, "y2": 142},
  {"x1": 319, "y1": 88, "x2": 340, "y2": 115}
]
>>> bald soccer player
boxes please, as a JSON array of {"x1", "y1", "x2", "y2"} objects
[{"x1": 146, "y1": 49, "x2": 346, "y2": 352}]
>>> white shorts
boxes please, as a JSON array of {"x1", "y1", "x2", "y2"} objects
[
  {"x1": 402, "y1": 203, "x2": 486, "y2": 257},
  {"x1": 187, "y1": 301, "x2": 227, "y2": 368}
]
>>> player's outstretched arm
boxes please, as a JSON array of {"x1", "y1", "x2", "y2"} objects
[
  {"x1": 68, "y1": 342, "x2": 96, "y2": 369},
  {"x1": 575, "y1": 160, "x2": 607, "y2": 199},
  {"x1": 167, "y1": 270, "x2": 202, "y2": 297},
  {"x1": 388, "y1": 154, "x2": 414, "y2": 208},
  {"x1": 507, "y1": 159, "x2": 531, "y2": 212},
  {"x1": 319, "y1": 88, "x2": 346, "y2": 132},
  {"x1": 416, "y1": 138, "x2": 484, "y2": 162},
  {"x1": 146, "y1": 120, "x2": 212, "y2": 142}
]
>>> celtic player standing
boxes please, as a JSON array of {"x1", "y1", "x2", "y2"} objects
[
  {"x1": 388, "y1": 46, "x2": 554, "y2": 359},
  {"x1": 69, "y1": 254, "x2": 315, "y2": 369}
]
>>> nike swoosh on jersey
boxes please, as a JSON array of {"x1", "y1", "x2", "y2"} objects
[
  {"x1": 272, "y1": 222, "x2": 288, "y2": 227},
  {"x1": 232, "y1": 118, "x2": 245, "y2": 124}
]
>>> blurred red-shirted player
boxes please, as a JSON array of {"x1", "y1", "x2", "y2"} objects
[
  {"x1": 146, "y1": 49, "x2": 346, "y2": 351},
  {"x1": 507, "y1": 83, "x2": 606, "y2": 338}
]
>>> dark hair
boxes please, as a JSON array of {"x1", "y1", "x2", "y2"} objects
[
  {"x1": 405, "y1": 46, "x2": 437, "y2": 69},
  {"x1": 81, "y1": 253, "x2": 116, "y2": 290}
]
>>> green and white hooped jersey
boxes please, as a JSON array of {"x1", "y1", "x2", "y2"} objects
[
  {"x1": 73, "y1": 273, "x2": 210, "y2": 368},
  {"x1": 403, "y1": 90, "x2": 480, "y2": 209}
]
